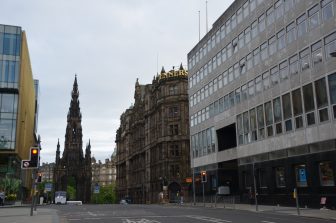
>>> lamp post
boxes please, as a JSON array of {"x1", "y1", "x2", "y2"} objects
[{"x1": 252, "y1": 162, "x2": 258, "y2": 212}]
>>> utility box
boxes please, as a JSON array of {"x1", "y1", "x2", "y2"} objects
[{"x1": 218, "y1": 186, "x2": 230, "y2": 195}]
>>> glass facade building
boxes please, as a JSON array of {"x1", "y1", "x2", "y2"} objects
[
  {"x1": 0, "y1": 24, "x2": 38, "y2": 200},
  {"x1": 188, "y1": 0, "x2": 336, "y2": 207}
]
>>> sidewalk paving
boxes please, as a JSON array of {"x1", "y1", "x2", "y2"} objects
[
  {"x1": 182, "y1": 202, "x2": 336, "y2": 221},
  {"x1": 0, "y1": 206, "x2": 59, "y2": 223}
]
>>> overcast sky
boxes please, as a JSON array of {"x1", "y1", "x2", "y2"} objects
[{"x1": 1, "y1": 0, "x2": 234, "y2": 163}]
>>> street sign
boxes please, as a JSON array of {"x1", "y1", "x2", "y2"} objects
[
  {"x1": 94, "y1": 185, "x2": 100, "y2": 194},
  {"x1": 45, "y1": 183, "x2": 52, "y2": 192}
]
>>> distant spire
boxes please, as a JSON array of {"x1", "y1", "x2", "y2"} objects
[
  {"x1": 179, "y1": 63, "x2": 184, "y2": 70},
  {"x1": 161, "y1": 66, "x2": 165, "y2": 73}
]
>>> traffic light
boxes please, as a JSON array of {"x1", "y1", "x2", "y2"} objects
[
  {"x1": 201, "y1": 171, "x2": 207, "y2": 183},
  {"x1": 29, "y1": 148, "x2": 39, "y2": 168},
  {"x1": 37, "y1": 173, "x2": 42, "y2": 183},
  {"x1": 21, "y1": 147, "x2": 40, "y2": 169}
]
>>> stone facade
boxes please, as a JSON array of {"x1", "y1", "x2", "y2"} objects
[
  {"x1": 116, "y1": 65, "x2": 190, "y2": 203},
  {"x1": 91, "y1": 153, "x2": 116, "y2": 188},
  {"x1": 39, "y1": 163, "x2": 55, "y2": 182},
  {"x1": 53, "y1": 76, "x2": 92, "y2": 203}
]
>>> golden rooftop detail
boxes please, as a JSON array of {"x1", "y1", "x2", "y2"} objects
[{"x1": 158, "y1": 63, "x2": 188, "y2": 80}]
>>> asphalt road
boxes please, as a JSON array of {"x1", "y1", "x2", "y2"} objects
[{"x1": 47, "y1": 204, "x2": 336, "y2": 223}]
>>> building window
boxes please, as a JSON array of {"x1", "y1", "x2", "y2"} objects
[
  {"x1": 273, "y1": 97, "x2": 282, "y2": 134},
  {"x1": 300, "y1": 48, "x2": 310, "y2": 72},
  {"x1": 277, "y1": 29, "x2": 286, "y2": 50},
  {"x1": 303, "y1": 83, "x2": 315, "y2": 126},
  {"x1": 325, "y1": 32, "x2": 336, "y2": 60},
  {"x1": 231, "y1": 14, "x2": 237, "y2": 30},
  {"x1": 234, "y1": 63, "x2": 239, "y2": 79},
  {"x1": 260, "y1": 42, "x2": 268, "y2": 61},
  {"x1": 279, "y1": 60, "x2": 288, "y2": 81},
  {"x1": 262, "y1": 71, "x2": 270, "y2": 90},
  {"x1": 2, "y1": 33, "x2": 21, "y2": 56},
  {"x1": 328, "y1": 73, "x2": 336, "y2": 118},
  {"x1": 284, "y1": 0, "x2": 294, "y2": 13},
  {"x1": 248, "y1": 80, "x2": 254, "y2": 98},
  {"x1": 322, "y1": 0, "x2": 334, "y2": 21},
  {"x1": 169, "y1": 124, "x2": 178, "y2": 135},
  {"x1": 275, "y1": 0, "x2": 284, "y2": 19},
  {"x1": 315, "y1": 78, "x2": 329, "y2": 122},
  {"x1": 258, "y1": 13, "x2": 266, "y2": 33},
  {"x1": 268, "y1": 36, "x2": 276, "y2": 56},
  {"x1": 170, "y1": 144, "x2": 180, "y2": 157},
  {"x1": 168, "y1": 106, "x2": 179, "y2": 118},
  {"x1": 237, "y1": 114, "x2": 243, "y2": 145},
  {"x1": 253, "y1": 48, "x2": 260, "y2": 66},
  {"x1": 250, "y1": 108, "x2": 257, "y2": 142},
  {"x1": 319, "y1": 161, "x2": 335, "y2": 186},
  {"x1": 295, "y1": 164, "x2": 308, "y2": 187},
  {"x1": 312, "y1": 40, "x2": 323, "y2": 66},
  {"x1": 297, "y1": 13, "x2": 307, "y2": 37},
  {"x1": 257, "y1": 105, "x2": 265, "y2": 139},
  {"x1": 286, "y1": 22, "x2": 296, "y2": 44},
  {"x1": 245, "y1": 27, "x2": 251, "y2": 44},
  {"x1": 0, "y1": 93, "x2": 18, "y2": 150},
  {"x1": 251, "y1": 20, "x2": 258, "y2": 39},
  {"x1": 265, "y1": 101, "x2": 273, "y2": 137},
  {"x1": 243, "y1": 1, "x2": 250, "y2": 18},
  {"x1": 246, "y1": 53, "x2": 253, "y2": 71},
  {"x1": 237, "y1": 7, "x2": 243, "y2": 24},
  {"x1": 289, "y1": 54, "x2": 299, "y2": 76},
  {"x1": 308, "y1": 4, "x2": 320, "y2": 30},
  {"x1": 282, "y1": 93, "x2": 293, "y2": 132},
  {"x1": 241, "y1": 84, "x2": 248, "y2": 101},
  {"x1": 275, "y1": 167, "x2": 286, "y2": 188},
  {"x1": 169, "y1": 85, "x2": 178, "y2": 95},
  {"x1": 258, "y1": 168, "x2": 268, "y2": 188},
  {"x1": 270, "y1": 66, "x2": 279, "y2": 86},
  {"x1": 235, "y1": 88, "x2": 241, "y2": 104},
  {"x1": 255, "y1": 75, "x2": 262, "y2": 94},
  {"x1": 243, "y1": 111, "x2": 250, "y2": 143},
  {"x1": 266, "y1": 6, "x2": 274, "y2": 26},
  {"x1": 238, "y1": 32, "x2": 244, "y2": 49}
]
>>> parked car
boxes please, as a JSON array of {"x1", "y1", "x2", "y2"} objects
[
  {"x1": 119, "y1": 199, "x2": 128, "y2": 205},
  {"x1": 0, "y1": 192, "x2": 5, "y2": 206}
]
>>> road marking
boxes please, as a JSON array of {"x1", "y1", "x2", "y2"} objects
[
  {"x1": 187, "y1": 215, "x2": 232, "y2": 223},
  {"x1": 85, "y1": 217, "x2": 101, "y2": 220},
  {"x1": 261, "y1": 221, "x2": 276, "y2": 223},
  {"x1": 68, "y1": 219, "x2": 81, "y2": 221},
  {"x1": 122, "y1": 219, "x2": 161, "y2": 223},
  {"x1": 87, "y1": 211, "x2": 97, "y2": 216}
]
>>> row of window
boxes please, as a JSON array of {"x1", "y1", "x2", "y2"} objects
[
  {"x1": 244, "y1": 161, "x2": 334, "y2": 189},
  {"x1": 0, "y1": 60, "x2": 20, "y2": 87},
  {"x1": 189, "y1": 0, "x2": 334, "y2": 90},
  {"x1": 191, "y1": 127, "x2": 216, "y2": 158},
  {"x1": 190, "y1": 31, "x2": 336, "y2": 128},
  {"x1": 0, "y1": 93, "x2": 18, "y2": 150},
  {"x1": 0, "y1": 32, "x2": 21, "y2": 57},
  {"x1": 237, "y1": 74, "x2": 336, "y2": 146}
]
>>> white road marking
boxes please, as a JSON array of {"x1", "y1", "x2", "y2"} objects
[
  {"x1": 261, "y1": 221, "x2": 276, "y2": 223},
  {"x1": 85, "y1": 217, "x2": 101, "y2": 220},
  {"x1": 122, "y1": 219, "x2": 161, "y2": 223},
  {"x1": 187, "y1": 215, "x2": 232, "y2": 223},
  {"x1": 68, "y1": 219, "x2": 81, "y2": 221},
  {"x1": 87, "y1": 211, "x2": 97, "y2": 216}
]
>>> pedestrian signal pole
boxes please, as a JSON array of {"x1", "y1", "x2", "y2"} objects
[{"x1": 201, "y1": 171, "x2": 207, "y2": 206}]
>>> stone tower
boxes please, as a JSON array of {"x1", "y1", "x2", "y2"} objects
[{"x1": 54, "y1": 76, "x2": 92, "y2": 203}]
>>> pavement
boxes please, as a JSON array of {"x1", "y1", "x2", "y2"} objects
[
  {"x1": 0, "y1": 202, "x2": 335, "y2": 223},
  {"x1": 182, "y1": 201, "x2": 336, "y2": 221},
  {"x1": 0, "y1": 205, "x2": 59, "y2": 223}
]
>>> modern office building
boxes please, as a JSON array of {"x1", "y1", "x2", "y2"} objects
[
  {"x1": 0, "y1": 24, "x2": 39, "y2": 198},
  {"x1": 116, "y1": 65, "x2": 190, "y2": 203},
  {"x1": 188, "y1": 0, "x2": 336, "y2": 207}
]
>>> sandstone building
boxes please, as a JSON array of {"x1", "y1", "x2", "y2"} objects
[{"x1": 116, "y1": 65, "x2": 190, "y2": 203}]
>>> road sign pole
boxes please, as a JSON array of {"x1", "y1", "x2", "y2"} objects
[{"x1": 202, "y1": 182, "x2": 205, "y2": 207}]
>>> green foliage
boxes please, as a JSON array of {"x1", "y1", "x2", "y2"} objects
[
  {"x1": 92, "y1": 184, "x2": 117, "y2": 204},
  {"x1": 67, "y1": 185, "x2": 76, "y2": 200},
  {"x1": 0, "y1": 176, "x2": 21, "y2": 200}
]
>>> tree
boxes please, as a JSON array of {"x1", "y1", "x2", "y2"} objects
[
  {"x1": 0, "y1": 176, "x2": 21, "y2": 201},
  {"x1": 92, "y1": 184, "x2": 117, "y2": 204}
]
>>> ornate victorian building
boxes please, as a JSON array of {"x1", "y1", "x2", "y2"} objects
[
  {"x1": 116, "y1": 65, "x2": 190, "y2": 203},
  {"x1": 91, "y1": 152, "x2": 117, "y2": 188},
  {"x1": 53, "y1": 76, "x2": 92, "y2": 203}
]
